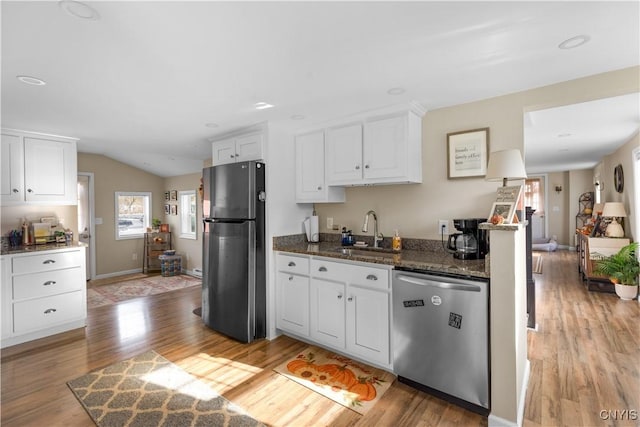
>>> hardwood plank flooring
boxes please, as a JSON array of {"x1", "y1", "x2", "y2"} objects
[{"x1": 2, "y1": 250, "x2": 638, "y2": 426}]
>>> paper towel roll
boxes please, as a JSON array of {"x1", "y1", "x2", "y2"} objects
[{"x1": 304, "y1": 216, "x2": 320, "y2": 243}]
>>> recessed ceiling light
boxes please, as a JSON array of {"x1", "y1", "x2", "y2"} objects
[
  {"x1": 17, "y1": 75, "x2": 46, "y2": 86},
  {"x1": 557, "y1": 133, "x2": 572, "y2": 138},
  {"x1": 558, "y1": 35, "x2": 590, "y2": 50},
  {"x1": 291, "y1": 115, "x2": 306, "y2": 120},
  {"x1": 58, "y1": 0, "x2": 100, "y2": 20},
  {"x1": 387, "y1": 87, "x2": 405, "y2": 95},
  {"x1": 205, "y1": 122, "x2": 219, "y2": 128},
  {"x1": 254, "y1": 102, "x2": 274, "y2": 110}
]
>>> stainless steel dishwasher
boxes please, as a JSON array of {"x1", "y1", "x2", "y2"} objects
[{"x1": 392, "y1": 268, "x2": 490, "y2": 415}]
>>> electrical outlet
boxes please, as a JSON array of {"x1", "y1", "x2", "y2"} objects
[
  {"x1": 438, "y1": 220, "x2": 449, "y2": 235},
  {"x1": 327, "y1": 217, "x2": 334, "y2": 230},
  {"x1": 132, "y1": 253, "x2": 138, "y2": 261}
]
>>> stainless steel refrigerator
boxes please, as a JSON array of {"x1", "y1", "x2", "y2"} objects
[{"x1": 202, "y1": 161, "x2": 266, "y2": 343}]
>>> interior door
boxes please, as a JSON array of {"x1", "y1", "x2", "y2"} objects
[{"x1": 77, "y1": 173, "x2": 94, "y2": 280}]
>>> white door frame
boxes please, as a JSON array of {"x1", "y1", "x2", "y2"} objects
[{"x1": 78, "y1": 172, "x2": 96, "y2": 280}]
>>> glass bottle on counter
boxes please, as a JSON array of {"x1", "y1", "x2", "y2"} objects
[{"x1": 392, "y1": 229, "x2": 402, "y2": 251}]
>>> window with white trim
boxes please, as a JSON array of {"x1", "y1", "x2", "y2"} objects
[{"x1": 115, "y1": 192, "x2": 151, "y2": 240}]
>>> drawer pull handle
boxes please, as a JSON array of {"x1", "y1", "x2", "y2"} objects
[
  {"x1": 366, "y1": 274, "x2": 378, "y2": 281},
  {"x1": 318, "y1": 266, "x2": 327, "y2": 272},
  {"x1": 288, "y1": 261, "x2": 296, "y2": 267},
  {"x1": 288, "y1": 276, "x2": 293, "y2": 281},
  {"x1": 348, "y1": 297, "x2": 353, "y2": 302},
  {"x1": 44, "y1": 308, "x2": 57, "y2": 314},
  {"x1": 12, "y1": 188, "x2": 18, "y2": 193},
  {"x1": 337, "y1": 294, "x2": 343, "y2": 299},
  {"x1": 27, "y1": 188, "x2": 34, "y2": 193},
  {"x1": 43, "y1": 259, "x2": 56, "y2": 264},
  {"x1": 43, "y1": 281, "x2": 56, "y2": 286}
]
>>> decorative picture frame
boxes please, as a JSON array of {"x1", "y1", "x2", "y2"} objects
[
  {"x1": 159, "y1": 223, "x2": 170, "y2": 233},
  {"x1": 447, "y1": 128, "x2": 489, "y2": 179},
  {"x1": 164, "y1": 191, "x2": 170, "y2": 201},
  {"x1": 488, "y1": 202, "x2": 515, "y2": 224},
  {"x1": 170, "y1": 190, "x2": 178, "y2": 201},
  {"x1": 170, "y1": 205, "x2": 177, "y2": 215},
  {"x1": 164, "y1": 204, "x2": 170, "y2": 215}
]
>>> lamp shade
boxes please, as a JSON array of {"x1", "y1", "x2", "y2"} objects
[
  {"x1": 602, "y1": 202, "x2": 627, "y2": 218},
  {"x1": 486, "y1": 149, "x2": 527, "y2": 186}
]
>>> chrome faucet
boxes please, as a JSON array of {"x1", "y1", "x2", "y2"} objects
[{"x1": 362, "y1": 210, "x2": 383, "y2": 248}]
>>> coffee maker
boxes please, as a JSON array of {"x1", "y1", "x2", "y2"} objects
[{"x1": 447, "y1": 218, "x2": 488, "y2": 260}]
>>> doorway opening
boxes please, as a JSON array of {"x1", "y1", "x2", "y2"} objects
[{"x1": 78, "y1": 172, "x2": 96, "y2": 280}]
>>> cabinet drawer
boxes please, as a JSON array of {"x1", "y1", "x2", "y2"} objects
[
  {"x1": 310, "y1": 259, "x2": 351, "y2": 283},
  {"x1": 13, "y1": 291, "x2": 84, "y2": 334},
  {"x1": 13, "y1": 267, "x2": 83, "y2": 300},
  {"x1": 347, "y1": 264, "x2": 390, "y2": 290},
  {"x1": 12, "y1": 250, "x2": 83, "y2": 275},
  {"x1": 277, "y1": 253, "x2": 309, "y2": 275}
]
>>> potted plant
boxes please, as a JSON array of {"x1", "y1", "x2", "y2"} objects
[
  {"x1": 594, "y1": 242, "x2": 639, "y2": 300},
  {"x1": 151, "y1": 218, "x2": 162, "y2": 232}
]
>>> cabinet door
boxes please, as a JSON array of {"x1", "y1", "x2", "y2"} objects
[
  {"x1": 1, "y1": 133, "x2": 24, "y2": 203},
  {"x1": 235, "y1": 133, "x2": 263, "y2": 162},
  {"x1": 212, "y1": 139, "x2": 237, "y2": 165},
  {"x1": 277, "y1": 272, "x2": 310, "y2": 337},
  {"x1": 310, "y1": 278, "x2": 346, "y2": 348},
  {"x1": 296, "y1": 131, "x2": 326, "y2": 201},
  {"x1": 1, "y1": 256, "x2": 11, "y2": 339},
  {"x1": 346, "y1": 286, "x2": 390, "y2": 365},
  {"x1": 326, "y1": 123, "x2": 363, "y2": 185},
  {"x1": 23, "y1": 137, "x2": 77, "y2": 203},
  {"x1": 364, "y1": 114, "x2": 407, "y2": 180}
]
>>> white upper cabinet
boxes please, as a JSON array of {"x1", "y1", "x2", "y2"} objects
[
  {"x1": 212, "y1": 132, "x2": 264, "y2": 165},
  {"x1": 295, "y1": 131, "x2": 345, "y2": 203},
  {"x1": 325, "y1": 107, "x2": 423, "y2": 186},
  {"x1": 326, "y1": 123, "x2": 363, "y2": 185},
  {"x1": 1, "y1": 129, "x2": 78, "y2": 206}
]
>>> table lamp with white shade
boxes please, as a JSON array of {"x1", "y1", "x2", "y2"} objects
[
  {"x1": 602, "y1": 202, "x2": 627, "y2": 238},
  {"x1": 485, "y1": 149, "x2": 527, "y2": 186}
]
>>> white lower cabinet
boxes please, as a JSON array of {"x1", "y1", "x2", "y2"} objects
[
  {"x1": 1, "y1": 246, "x2": 87, "y2": 348},
  {"x1": 276, "y1": 251, "x2": 392, "y2": 369},
  {"x1": 276, "y1": 253, "x2": 310, "y2": 337},
  {"x1": 310, "y1": 278, "x2": 346, "y2": 349}
]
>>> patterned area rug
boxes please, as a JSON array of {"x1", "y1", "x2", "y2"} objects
[
  {"x1": 274, "y1": 346, "x2": 395, "y2": 416},
  {"x1": 67, "y1": 350, "x2": 263, "y2": 427},
  {"x1": 87, "y1": 274, "x2": 201, "y2": 308},
  {"x1": 533, "y1": 253, "x2": 543, "y2": 274}
]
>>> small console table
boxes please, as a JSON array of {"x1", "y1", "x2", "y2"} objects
[{"x1": 577, "y1": 233, "x2": 629, "y2": 292}]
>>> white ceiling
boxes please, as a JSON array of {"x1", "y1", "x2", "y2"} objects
[{"x1": 2, "y1": 1, "x2": 639, "y2": 177}]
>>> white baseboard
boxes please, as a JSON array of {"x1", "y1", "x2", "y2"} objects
[
  {"x1": 93, "y1": 268, "x2": 142, "y2": 280},
  {"x1": 489, "y1": 359, "x2": 530, "y2": 427}
]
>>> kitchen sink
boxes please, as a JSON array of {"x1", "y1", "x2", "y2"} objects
[{"x1": 333, "y1": 247, "x2": 397, "y2": 259}]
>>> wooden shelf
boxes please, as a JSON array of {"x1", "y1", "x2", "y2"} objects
[{"x1": 143, "y1": 232, "x2": 171, "y2": 273}]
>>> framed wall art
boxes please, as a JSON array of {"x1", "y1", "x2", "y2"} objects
[
  {"x1": 170, "y1": 190, "x2": 178, "y2": 201},
  {"x1": 170, "y1": 205, "x2": 177, "y2": 215},
  {"x1": 488, "y1": 202, "x2": 515, "y2": 224},
  {"x1": 447, "y1": 127, "x2": 489, "y2": 179},
  {"x1": 164, "y1": 204, "x2": 170, "y2": 215}
]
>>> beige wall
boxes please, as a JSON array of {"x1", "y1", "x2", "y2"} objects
[
  {"x1": 546, "y1": 171, "x2": 570, "y2": 245},
  {"x1": 0, "y1": 205, "x2": 78, "y2": 237},
  {"x1": 163, "y1": 173, "x2": 202, "y2": 273},
  {"x1": 78, "y1": 153, "x2": 165, "y2": 276},
  {"x1": 600, "y1": 132, "x2": 639, "y2": 241},
  {"x1": 315, "y1": 67, "x2": 640, "y2": 242}
]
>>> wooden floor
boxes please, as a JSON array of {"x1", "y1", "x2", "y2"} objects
[{"x1": 2, "y1": 251, "x2": 638, "y2": 426}]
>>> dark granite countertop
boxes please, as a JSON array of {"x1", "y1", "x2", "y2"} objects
[
  {"x1": 273, "y1": 235, "x2": 489, "y2": 279},
  {"x1": 1, "y1": 241, "x2": 87, "y2": 256}
]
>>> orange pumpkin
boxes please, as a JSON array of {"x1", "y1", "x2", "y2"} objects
[
  {"x1": 349, "y1": 377, "x2": 377, "y2": 401},
  {"x1": 317, "y1": 364, "x2": 357, "y2": 388},
  {"x1": 287, "y1": 358, "x2": 315, "y2": 374}
]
